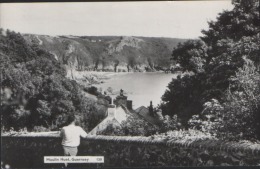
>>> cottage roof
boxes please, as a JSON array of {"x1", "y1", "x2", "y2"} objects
[
  {"x1": 89, "y1": 104, "x2": 128, "y2": 135},
  {"x1": 135, "y1": 106, "x2": 162, "y2": 126},
  {"x1": 90, "y1": 102, "x2": 162, "y2": 135},
  {"x1": 135, "y1": 106, "x2": 148, "y2": 114}
]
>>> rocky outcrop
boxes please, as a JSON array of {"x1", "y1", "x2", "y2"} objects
[
  {"x1": 107, "y1": 36, "x2": 143, "y2": 54},
  {"x1": 23, "y1": 34, "x2": 187, "y2": 72}
]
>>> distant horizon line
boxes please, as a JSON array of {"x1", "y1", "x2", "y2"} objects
[{"x1": 2, "y1": 27, "x2": 198, "y2": 40}]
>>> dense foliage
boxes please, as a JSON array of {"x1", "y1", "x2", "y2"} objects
[
  {"x1": 161, "y1": 0, "x2": 260, "y2": 140},
  {"x1": 0, "y1": 29, "x2": 107, "y2": 132},
  {"x1": 97, "y1": 115, "x2": 160, "y2": 136},
  {"x1": 2, "y1": 135, "x2": 260, "y2": 168},
  {"x1": 98, "y1": 111, "x2": 184, "y2": 136},
  {"x1": 23, "y1": 34, "x2": 186, "y2": 72},
  {"x1": 171, "y1": 40, "x2": 207, "y2": 73}
]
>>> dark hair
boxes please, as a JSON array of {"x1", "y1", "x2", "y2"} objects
[{"x1": 67, "y1": 114, "x2": 76, "y2": 124}]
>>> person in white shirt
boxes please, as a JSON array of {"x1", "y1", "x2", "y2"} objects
[{"x1": 60, "y1": 114, "x2": 88, "y2": 157}]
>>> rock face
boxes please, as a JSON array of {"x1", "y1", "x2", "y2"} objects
[{"x1": 23, "y1": 34, "x2": 187, "y2": 72}]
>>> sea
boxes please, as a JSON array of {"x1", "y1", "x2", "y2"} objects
[{"x1": 95, "y1": 72, "x2": 178, "y2": 109}]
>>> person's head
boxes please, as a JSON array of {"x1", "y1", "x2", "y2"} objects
[{"x1": 67, "y1": 114, "x2": 76, "y2": 125}]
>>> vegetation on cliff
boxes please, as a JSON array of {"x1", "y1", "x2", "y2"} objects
[{"x1": 23, "y1": 34, "x2": 186, "y2": 72}]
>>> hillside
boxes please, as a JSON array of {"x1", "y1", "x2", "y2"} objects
[
  {"x1": 23, "y1": 34, "x2": 187, "y2": 72},
  {"x1": 0, "y1": 29, "x2": 108, "y2": 132}
]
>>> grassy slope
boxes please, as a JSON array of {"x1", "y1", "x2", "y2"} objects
[{"x1": 23, "y1": 34, "x2": 187, "y2": 71}]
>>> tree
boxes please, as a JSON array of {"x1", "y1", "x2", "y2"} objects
[
  {"x1": 127, "y1": 56, "x2": 136, "y2": 72},
  {"x1": 201, "y1": 0, "x2": 259, "y2": 65},
  {"x1": 113, "y1": 59, "x2": 120, "y2": 72},
  {"x1": 93, "y1": 57, "x2": 100, "y2": 71},
  {"x1": 188, "y1": 58, "x2": 260, "y2": 141},
  {"x1": 219, "y1": 57, "x2": 260, "y2": 140},
  {"x1": 171, "y1": 40, "x2": 207, "y2": 73},
  {"x1": 147, "y1": 57, "x2": 154, "y2": 70},
  {"x1": 161, "y1": 0, "x2": 260, "y2": 135},
  {"x1": 101, "y1": 56, "x2": 107, "y2": 71},
  {"x1": 0, "y1": 30, "x2": 108, "y2": 132},
  {"x1": 161, "y1": 74, "x2": 205, "y2": 126},
  {"x1": 0, "y1": 30, "x2": 37, "y2": 63}
]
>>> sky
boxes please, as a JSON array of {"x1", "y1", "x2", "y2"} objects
[{"x1": 1, "y1": 1, "x2": 234, "y2": 39}]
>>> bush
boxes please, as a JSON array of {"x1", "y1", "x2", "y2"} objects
[
  {"x1": 188, "y1": 58, "x2": 260, "y2": 141},
  {"x1": 32, "y1": 126, "x2": 51, "y2": 132},
  {"x1": 98, "y1": 115, "x2": 159, "y2": 136},
  {"x1": 160, "y1": 115, "x2": 182, "y2": 133},
  {"x1": 218, "y1": 58, "x2": 260, "y2": 140},
  {"x1": 86, "y1": 86, "x2": 100, "y2": 96},
  {"x1": 188, "y1": 99, "x2": 223, "y2": 136},
  {"x1": 151, "y1": 129, "x2": 215, "y2": 141}
]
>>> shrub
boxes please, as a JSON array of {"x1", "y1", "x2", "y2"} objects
[
  {"x1": 218, "y1": 57, "x2": 260, "y2": 140},
  {"x1": 160, "y1": 115, "x2": 182, "y2": 133},
  {"x1": 188, "y1": 58, "x2": 260, "y2": 141},
  {"x1": 98, "y1": 115, "x2": 159, "y2": 136},
  {"x1": 188, "y1": 99, "x2": 223, "y2": 136},
  {"x1": 32, "y1": 126, "x2": 51, "y2": 132},
  {"x1": 151, "y1": 129, "x2": 215, "y2": 141},
  {"x1": 86, "y1": 86, "x2": 100, "y2": 96}
]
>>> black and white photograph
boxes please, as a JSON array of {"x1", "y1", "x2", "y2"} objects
[{"x1": 0, "y1": 0, "x2": 260, "y2": 168}]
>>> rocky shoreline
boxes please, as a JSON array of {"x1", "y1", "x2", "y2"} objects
[{"x1": 66, "y1": 70, "x2": 116, "y2": 86}]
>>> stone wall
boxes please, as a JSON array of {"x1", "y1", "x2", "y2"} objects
[{"x1": 1, "y1": 133, "x2": 260, "y2": 168}]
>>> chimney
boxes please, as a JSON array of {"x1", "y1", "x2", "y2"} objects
[
  {"x1": 111, "y1": 95, "x2": 114, "y2": 105},
  {"x1": 108, "y1": 96, "x2": 115, "y2": 108},
  {"x1": 115, "y1": 89, "x2": 127, "y2": 107},
  {"x1": 149, "y1": 101, "x2": 154, "y2": 117},
  {"x1": 127, "y1": 100, "x2": 132, "y2": 110}
]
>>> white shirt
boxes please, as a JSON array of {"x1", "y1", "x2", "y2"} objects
[{"x1": 60, "y1": 124, "x2": 88, "y2": 147}]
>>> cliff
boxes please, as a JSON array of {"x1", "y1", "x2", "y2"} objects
[{"x1": 23, "y1": 34, "x2": 187, "y2": 72}]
